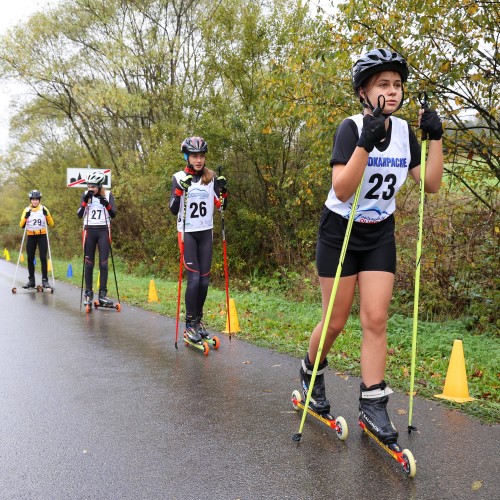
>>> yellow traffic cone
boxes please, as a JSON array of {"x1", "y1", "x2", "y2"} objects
[
  {"x1": 20, "y1": 253, "x2": 24, "y2": 262},
  {"x1": 47, "y1": 259, "x2": 52, "y2": 272},
  {"x1": 148, "y1": 279, "x2": 159, "y2": 303},
  {"x1": 223, "y1": 298, "x2": 240, "y2": 333},
  {"x1": 435, "y1": 340, "x2": 475, "y2": 402},
  {"x1": 5, "y1": 250, "x2": 11, "y2": 261}
]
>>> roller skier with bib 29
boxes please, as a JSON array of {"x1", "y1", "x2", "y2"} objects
[
  {"x1": 169, "y1": 136, "x2": 227, "y2": 354},
  {"x1": 77, "y1": 170, "x2": 119, "y2": 312},
  {"x1": 294, "y1": 49, "x2": 443, "y2": 476}
]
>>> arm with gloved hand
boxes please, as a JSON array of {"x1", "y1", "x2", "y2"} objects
[
  {"x1": 20, "y1": 207, "x2": 31, "y2": 228},
  {"x1": 332, "y1": 110, "x2": 387, "y2": 202},
  {"x1": 417, "y1": 108, "x2": 444, "y2": 193},
  {"x1": 215, "y1": 175, "x2": 228, "y2": 211},
  {"x1": 169, "y1": 173, "x2": 192, "y2": 215},
  {"x1": 77, "y1": 190, "x2": 94, "y2": 218},
  {"x1": 98, "y1": 192, "x2": 116, "y2": 218},
  {"x1": 42, "y1": 206, "x2": 55, "y2": 226}
]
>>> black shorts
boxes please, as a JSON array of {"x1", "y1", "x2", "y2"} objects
[{"x1": 316, "y1": 238, "x2": 396, "y2": 277}]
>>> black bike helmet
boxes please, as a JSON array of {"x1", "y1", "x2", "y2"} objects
[
  {"x1": 352, "y1": 49, "x2": 409, "y2": 97},
  {"x1": 181, "y1": 137, "x2": 208, "y2": 155},
  {"x1": 28, "y1": 189, "x2": 42, "y2": 199}
]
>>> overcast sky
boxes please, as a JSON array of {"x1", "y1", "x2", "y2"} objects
[{"x1": 0, "y1": 0, "x2": 61, "y2": 153}]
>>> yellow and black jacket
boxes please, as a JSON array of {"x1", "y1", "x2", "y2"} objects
[{"x1": 20, "y1": 205, "x2": 55, "y2": 235}]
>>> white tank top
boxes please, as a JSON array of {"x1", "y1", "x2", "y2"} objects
[
  {"x1": 26, "y1": 207, "x2": 47, "y2": 231},
  {"x1": 83, "y1": 190, "x2": 111, "y2": 227},
  {"x1": 325, "y1": 115, "x2": 411, "y2": 223},
  {"x1": 174, "y1": 172, "x2": 215, "y2": 232}
]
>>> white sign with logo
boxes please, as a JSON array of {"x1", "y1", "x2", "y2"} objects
[{"x1": 67, "y1": 168, "x2": 111, "y2": 188}]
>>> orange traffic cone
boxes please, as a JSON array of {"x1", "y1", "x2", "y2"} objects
[
  {"x1": 223, "y1": 298, "x2": 240, "y2": 334},
  {"x1": 435, "y1": 340, "x2": 475, "y2": 402},
  {"x1": 148, "y1": 279, "x2": 159, "y2": 303}
]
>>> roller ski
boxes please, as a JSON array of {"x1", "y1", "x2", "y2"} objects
[
  {"x1": 196, "y1": 315, "x2": 220, "y2": 349},
  {"x1": 183, "y1": 315, "x2": 209, "y2": 356},
  {"x1": 93, "y1": 289, "x2": 121, "y2": 311},
  {"x1": 13, "y1": 278, "x2": 42, "y2": 294},
  {"x1": 358, "y1": 381, "x2": 416, "y2": 478},
  {"x1": 291, "y1": 355, "x2": 348, "y2": 441}
]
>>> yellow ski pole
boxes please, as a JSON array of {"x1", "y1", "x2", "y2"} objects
[{"x1": 408, "y1": 92, "x2": 429, "y2": 433}]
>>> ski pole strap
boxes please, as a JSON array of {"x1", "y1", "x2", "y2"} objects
[
  {"x1": 361, "y1": 386, "x2": 394, "y2": 399},
  {"x1": 419, "y1": 91, "x2": 429, "y2": 141},
  {"x1": 301, "y1": 359, "x2": 327, "y2": 376}
]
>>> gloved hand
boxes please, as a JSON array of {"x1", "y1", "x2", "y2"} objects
[
  {"x1": 357, "y1": 112, "x2": 387, "y2": 152},
  {"x1": 83, "y1": 190, "x2": 93, "y2": 203},
  {"x1": 179, "y1": 174, "x2": 193, "y2": 190},
  {"x1": 42, "y1": 207, "x2": 48, "y2": 216},
  {"x1": 217, "y1": 176, "x2": 228, "y2": 194},
  {"x1": 99, "y1": 196, "x2": 109, "y2": 207},
  {"x1": 25, "y1": 209, "x2": 31, "y2": 219},
  {"x1": 420, "y1": 109, "x2": 443, "y2": 140}
]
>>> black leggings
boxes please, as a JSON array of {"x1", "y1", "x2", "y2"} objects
[
  {"x1": 84, "y1": 227, "x2": 110, "y2": 291},
  {"x1": 182, "y1": 229, "x2": 213, "y2": 317},
  {"x1": 26, "y1": 234, "x2": 48, "y2": 280}
]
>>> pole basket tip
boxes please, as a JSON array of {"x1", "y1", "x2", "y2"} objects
[
  {"x1": 291, "y1": 433, "x2": 302, "y2": 443},
  {"x1": 174, "y1": 342, "x2": 178, "y2": 350},
  {"x1": 408, "y1": 425, "x2": 417, "y2": 435}
]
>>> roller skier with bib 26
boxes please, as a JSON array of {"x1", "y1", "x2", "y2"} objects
[
  {"x1": 169, "y1": 136, "x2": 227, "y2": 354},
  {"x1": 295, "y1": 49, "x2": 443, "y2": 476},
  {"x1": 77, "y1": 170, "x2": 119, "y2": 312}
]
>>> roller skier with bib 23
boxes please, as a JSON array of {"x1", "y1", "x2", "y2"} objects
[{"x1": 293, "y1": 49, "x2": 443, "y2": 478}]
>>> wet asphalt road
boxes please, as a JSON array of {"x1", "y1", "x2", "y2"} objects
[{"x1": 0, "y1": 259, "x2": 498, "y2": 500}]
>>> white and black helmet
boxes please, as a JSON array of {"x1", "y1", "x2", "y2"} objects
[
  {"x1": 28, "y1": 189, "x2": 42, "y2": 199},
  {"x1": 352, "y1": 49, "x2": 409, "y2": 97},
  {"x1": 86, "y1": 170, "x2": 106, "y2": 186}
]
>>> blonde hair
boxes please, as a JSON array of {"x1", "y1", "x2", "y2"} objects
[{"x1": 201, "y1": 167, "x2": 215, "y2": 185}]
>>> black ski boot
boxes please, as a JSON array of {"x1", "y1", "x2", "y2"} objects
[
  {"x1": 42, "y1": 278, "x2": 51, "y2": 289},
  {"x1": 24, "y1": 277, "x2": 36, "y2": 289},
  {"x1": 185, "y1": 314, "x2": 202, "y2": 343},
  {"x1": 98, "y1": 289, "x2": 113, "y2": 307},
  {"x1": 300, "y1": 353, "x2": 331, "y2": 415},
  {"x1": 359, "y1": 381, "x2": 399, "y2": 445},
  {"x1": 195, "y1": 314, "x2": 210, "y2": 339}
]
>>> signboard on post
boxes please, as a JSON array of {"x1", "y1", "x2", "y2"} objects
[{"x1": 67, "y1": 168, "x2": 111, "y2": 188}]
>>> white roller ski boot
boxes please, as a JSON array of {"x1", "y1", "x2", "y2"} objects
[
  {"x1": 300, "y1": 354, "x2": 331, "y2": 415},
  {"x1": 358, "y1": 381, "x2": 398, "y2": 445},
  {"x1": 84, "y1": 290, "x2": 94, "y2": 313},
  {"x1": 98, "y1": 289, "x2": 114, "y2": 308}
]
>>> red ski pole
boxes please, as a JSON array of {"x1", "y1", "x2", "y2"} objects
[
  {"x1": 218, "y1": 166, "x2": 231, "y2": 340},
  {"x1": 175, "y1": 189, "x2": 188, "y2": 349}
]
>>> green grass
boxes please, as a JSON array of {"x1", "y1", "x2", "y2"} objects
[{"x1": 9, "y1": 252, "x2": 499, "y2": 424}]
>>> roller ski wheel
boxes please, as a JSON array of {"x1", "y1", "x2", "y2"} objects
[
  {"x1": 12, "y1": 287, "x2": 17, "y2": 294},
  {"x1": 93, "y1": 300, "x2": 121, "y2": 312},
  {"x1": 358, "y1": 421, "x2": 416, "y2": 478},
  {"x1": 85, "y1": 303, "x2": 92, "y2": 313},
  {"x1": 291, "y1": 390, "x2": 348, "y2": 441},
  {"x1": 204, "y1": 335, "x2": 220, "y2": 349},
  {"x1": 183, "y1": 333, "x2": 209, "y2": 356}
]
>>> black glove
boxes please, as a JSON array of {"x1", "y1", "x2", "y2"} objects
[
  {"x1": 357, "y1": 113, "x2": 386, "y2": 152},
  {"x1": 420, "y1": 109, "x2": 443, "y2": 140},
  {"x1": 42, "y1": 207, "x2": 48, "y2": 216},
  {"x1": 25, "y1": 210, "x2": 31, "y2": 219},
  {"x1": 217, "y1": 176, "x2": 228, "y2": 194},
  {"x1": 99, "y1": 196, "x2": 109, "y2": 207},
  {"x1": 83, "y1": 190, "x2": 93, "y2": 203},
  {"x1": 179, "y1": 174, "x2": 193, "y2": 190}
]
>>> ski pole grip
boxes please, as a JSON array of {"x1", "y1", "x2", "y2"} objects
[{"x1": 419, "y1": 91, "x2": 429, "y2": 141}]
